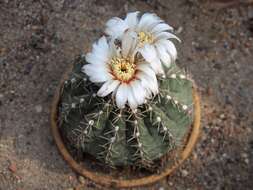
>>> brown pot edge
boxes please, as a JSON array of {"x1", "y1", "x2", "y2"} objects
[{"x1": 50, "y1": 66, "x2": 201, "y2": 188}]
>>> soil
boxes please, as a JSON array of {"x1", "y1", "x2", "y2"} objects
[{"x1": 0, "y1": 0, "x2": 252, "y2": 189}]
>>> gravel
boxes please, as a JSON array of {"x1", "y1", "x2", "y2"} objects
[{"x1": 0, "y1": 0, "x2": 252, "y2": 189}]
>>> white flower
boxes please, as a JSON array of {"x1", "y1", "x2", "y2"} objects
[
  {"x1": 105, "y1": 12, "x2": 180, "y2": 74},
  {"x1": 82, "y1": 33, "x2": 158, "y2": 109}
]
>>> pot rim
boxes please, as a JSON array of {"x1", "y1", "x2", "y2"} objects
[{"x1": 50, "y1": 65, "x2": 201, "y2": 188}]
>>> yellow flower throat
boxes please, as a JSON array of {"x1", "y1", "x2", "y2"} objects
[
  {"x1": 110, "y1": 57, "x2": 136, "y2": 82},
  {"x1": 137, "y1": 31, "x2": 154, "y2": 46}
]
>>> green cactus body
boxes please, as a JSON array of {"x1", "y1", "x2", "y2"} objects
[{"x1": 59, "y1": 56, "x2": 194, "y2": 168}]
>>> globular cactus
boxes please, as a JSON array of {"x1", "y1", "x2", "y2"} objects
[{"x1": 58, "y1": 56, "x2": 194, "y2": 169}]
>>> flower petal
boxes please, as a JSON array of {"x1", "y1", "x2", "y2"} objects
[
  {"x1": 97, "y1": 80, "x2": 120, "y2": 97},
  {"x1": 116, "y1": 84, "x2": 128, "y2": 108},
  {"x1": 130, "y1": 80, "x2": 146, "y2": 105},
  {"x1": 155, "y1": 41, "x2": 172, "y2": 67},
  {"x1": 105, "y1": 17, "x2": 128, "y2": 39},
  {"x1": 155, "y1": 32, "x2": 181, "y2": 42},
  {"x1": 151, "y1": 23, "x2": 173, "y2": 34},
  {"x1": 138, "y1": 13, "x2": 162, "y2": 31},
  {"x1": 139, "y1": 44, "x2": 164, "y2": 74},
  {"x1": 122, "y1": 31, "x2": 138, "y2": 57},
  {"x1": 157, "y1": 40, "x2": 177, "y2": 61},
  {"x1": 124, "y1": 11, "x2": 139, "y2": 29},
  {"x1": 137, "y1": 63, "x2": 156, "y2": 80},
  {"x1": 128, "y1": 86, "x2": 138, "y2": 109},
  {"x1": 82, "y1": 64, "x2": 110, "y2": 83},
  {"x1": 136, "y1": 72, "x2": 158, "y2": 95}
]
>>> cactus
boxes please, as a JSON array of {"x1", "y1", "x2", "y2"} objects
[{"x1": 58, "y1": 55, "x2": 194, "y2": 169}]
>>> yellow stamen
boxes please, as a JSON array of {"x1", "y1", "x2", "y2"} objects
[
  {"x1": 110, "y1": 57, "x2": 136, "y2": 82},
  {"x1": 138, "y1": 31, "x2": 154, "y2": 47}
]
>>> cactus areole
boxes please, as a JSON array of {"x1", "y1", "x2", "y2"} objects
[{"x1": 51, "y1": 12, "x2": 200, "y2": 187}]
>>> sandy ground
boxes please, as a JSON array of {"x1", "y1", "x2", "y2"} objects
[{"x1": 0, "y1": 0, "x2": 253, "y2": 189}]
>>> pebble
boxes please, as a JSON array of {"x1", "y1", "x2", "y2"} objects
[
  {"x1": 78, "y1": 176, "x2": 85, "y2": 184},
  {"x1": 8, "y1": 162, "x2": 17, "y2": 173},
  {"x1": 35, "y1": 105, "x2": 43, "y2": 113},
  {"x1": 244, "y1": 158, "x2": 249, "y2": 164},
  {"x1": 181, "y1": 169, "x2": 189, "y2": 177},
  {"x1": 219, "y1": 114, "x2": 225, "y2": 119}
]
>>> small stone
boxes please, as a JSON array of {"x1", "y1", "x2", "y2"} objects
[
  {"x1": 148, "y1": 106, "x2": 153, "y2": 111},
  {"x1": 244, "y1": 158, "x2": 249, "y2": 164},
  {"x1": 78, "y1": 176, "x2": 85, "y2": 184},
  {"x1": 219, "y1": 114, "x2": 225, "y2": 119},
  {"x1": 9, "y1": 162, "x2": 17, "y2": 173},
  {"x1": 163, "y1": 127, "x2": 167, "y2": 131},
  {"x1": 181, "y1": 169, "x2": 188, "y2": 177},
  {"x1": 35, "y1": 105, "x2": 43, "y2": 113},
  {"x1": 174, "y1": 100, "x2": 178, "y2": 104},
  {"x1": 156, "y1": 116, "x2": 161, "y2": 122},
  {"x1": 241, "y1": 153, "x2": 248, "y2": 158}
]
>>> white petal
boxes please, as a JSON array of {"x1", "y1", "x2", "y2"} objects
[
  {"x1": 124, "y1": 11, "x2": 139, "y2": 29},
  {"x1": 91, "y1": 36, "x2": 109, "y2": 60},
  {"x1": 122, "y1": 31, "x2": 138, "y2": 57},
  {"x1": 86, "y1": 52, "x2": 107, "y2": 65},
  {"x1": 97, "y1": 80, "x2": 120, "y2": 97},
  {"x1": 82, "y1": 64, "x2": 110, "y2": 82},
  {"x1": 129, "y1": 80, "x2": 144, "y2": 105},
  {"x1": 128, "y1": 86, "x2": 138, "y2": 109},
  {"x1": 116, "y1": 84, "x2": 128, "y2": 108},
  {"x1": 151, "y1": 23, "x2": 173, "y2": 34},
  {"x1": 138, "y1": 13, "x2": 162, "y2": 31},
  {"x1": 105, "y1": 17, "x2": 128, "y2": 39},
  {"x1": 157, "y1": 40, "x2": 177, "y2": 61},
  {"x1": 139, "y1": 44, "x2": 164, "y2": 74},
  {"x1": 155, "y1": 32, "x2": 181, "y2": 42},
  {"x1": 137, "y1": 63, "x2": 156, "y2": 80},
  {"x1": 155, "y1": 42, "x2": 172, "y2": 67},
  {"x1": 137, "y1": 72, "x2": 158, "y2": 95}
]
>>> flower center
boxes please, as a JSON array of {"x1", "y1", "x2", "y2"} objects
[
  {"x1": 137, "y1": 31, "x2": 154, "y2": 46},
  {"x1": 110, "y1": 57, "x2": 136, "y2": 82}
]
